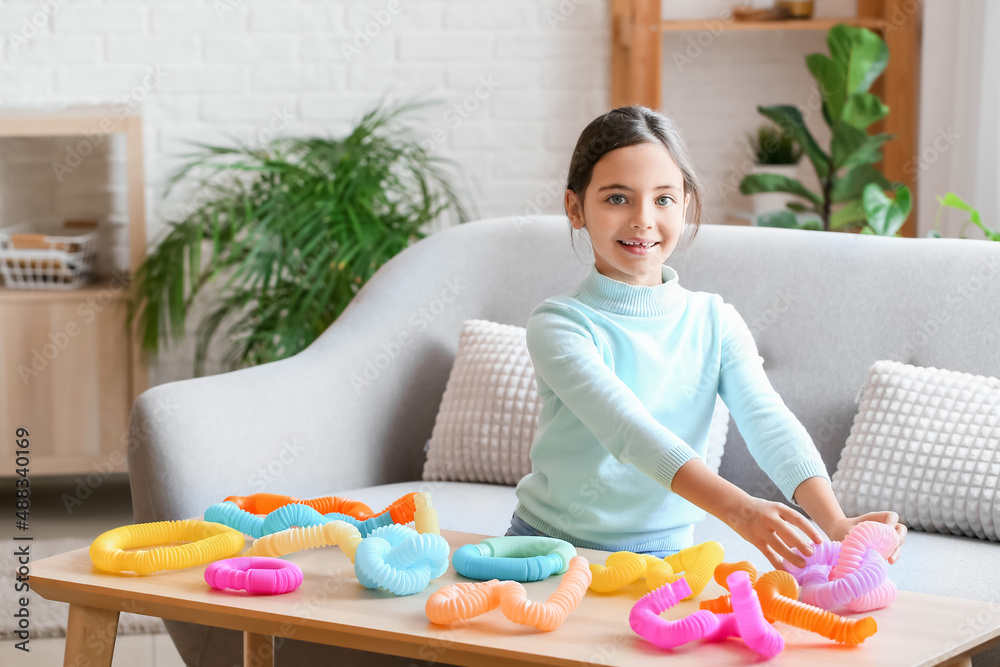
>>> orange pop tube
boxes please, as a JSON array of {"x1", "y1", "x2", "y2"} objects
[
  {"x1": 757, "y1": 570, "x2": 878, "y2": 645},
  {"x1": 243, "y1": 520, "x2": 363, "y2": 562},
  {"x1": 223, "y1": 492, "x2": 418, "y2": 523},
  {"x1": 426, "y1": 556, "x2": 592, "y2": 631},
  {"x1": 701, "y1": 568, "x2": 879, "y2": 645},
  {"x1": 90, "y1": 520, "x2": 245, "y2": 575}
]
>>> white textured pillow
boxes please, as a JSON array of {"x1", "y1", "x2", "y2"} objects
[
  {"x1": 422, "y1": 319, "x2": 730, "y2": 485},
  {"x1": 832, "y1": 360, "x2": 1000, "y2": 541}
]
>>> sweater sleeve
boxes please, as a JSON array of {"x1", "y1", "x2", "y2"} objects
[
  {"x1": 717, "y1": 301, "x2": 830, "y2": 506},
  {"x1": 525, "y1": 301, "x2": 700, "y2": 490}
]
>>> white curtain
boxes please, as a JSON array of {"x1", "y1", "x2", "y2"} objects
[{"x1": 918, "y1": 0, "x2": 999, "y2": 238}]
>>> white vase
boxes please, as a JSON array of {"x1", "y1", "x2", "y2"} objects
[{"x1": 747, "y1": 162, "x2": 803, "y2": 219}]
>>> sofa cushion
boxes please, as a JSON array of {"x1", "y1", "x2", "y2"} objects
[
  {"x1": 422, "y1": 318, "x2": 730, "y2": 486},
  {"x1": 832, "y1": 359, "x2": 1000, "y2": 541}
]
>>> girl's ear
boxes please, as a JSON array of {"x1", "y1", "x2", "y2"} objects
[
  {"x1": 683, "y1": 192, "x2": 691, "y2": 221},
  {"x1": 565, "y1": 189, "x2": 585, "y2": 229}
]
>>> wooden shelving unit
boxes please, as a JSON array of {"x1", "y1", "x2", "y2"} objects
[
  {"x1": 0, "y1": 105, "x2": 148, "y2": 476},
  {"x1": 611, "y1": 0, "x2": 923, "y2": 237}
]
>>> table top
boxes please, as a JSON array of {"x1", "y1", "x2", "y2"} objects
[{"x1": 30, "y1": 528, "x2": 1000, "y2": 667}]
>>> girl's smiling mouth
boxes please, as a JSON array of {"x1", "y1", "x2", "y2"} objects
[{"x1": 618, "y1": 240, "x2": 659, "y2": 255}]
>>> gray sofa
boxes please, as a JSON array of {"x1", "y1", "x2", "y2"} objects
[{"x1": 128, "y1": 214, "x2": 1000, "y2": 666}]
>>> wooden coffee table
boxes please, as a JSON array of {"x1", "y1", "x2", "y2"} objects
[{"x1": 30, "y1": 528, "x2": 1000, "y2": 667}]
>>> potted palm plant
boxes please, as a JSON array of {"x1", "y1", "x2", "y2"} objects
[{"x1": 127, "y1": 95, "x2": 475, "y2": 376}]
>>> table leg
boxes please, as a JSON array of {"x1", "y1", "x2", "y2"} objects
[
  {"x1": 63, "y1": 604, "x2": 119, "y2": 667},
  {"x1": 244, "y1": 631, "x2": 274, "y2": 667}
]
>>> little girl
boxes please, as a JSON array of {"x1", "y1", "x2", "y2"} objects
[{"x1": 506, "y1": 105, "x2": 907, "y2": 570}]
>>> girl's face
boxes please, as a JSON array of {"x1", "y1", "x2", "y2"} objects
[{"x1": 565, "y1": 142, "x2": 690, "y2": 287}]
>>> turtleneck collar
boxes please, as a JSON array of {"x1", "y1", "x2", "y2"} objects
[{"x1": 574, "y1": 263, "x2": 685, "y2": 317}]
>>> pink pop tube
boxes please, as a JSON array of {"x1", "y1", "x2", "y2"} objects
[
  {"x1": 727, "y1": 570, "x2": 785, "y2": 659},
  {"x1": 800, "y1": 549, "x2": 886, "y2": 611},
  {"x1": 204, "y1": 557, "x2": 304, "y2": 595},
  {"x1": 830, "y1": 521, "x2": 898, "y2": 580},
  {"x1": 629, "y1": 578, "x2": 722, "y2": 649}
]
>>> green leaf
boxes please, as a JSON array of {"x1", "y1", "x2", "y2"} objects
[
  {"x1": 937, "y1": 192, "x2": 1000, "y2": 240},
  {"x1": 786, "y1": 201, "x2": 818, "y2": 213},
  {"x1": 862, "y1": 183, "x2": 911, "y2": 235},
  {"x1": 739, "y1": 172, "x2": 823, "y2": 207},
  {"x1": 806, "y1": 53, "x2": 847, "y2": 123},
  {"x1": 757, "y1": 105, "x2": 830, "y2": 179},
  {"x1": 757, "y1": 210, "x2": 823, "y2": 231},
  {"x1": 831, "y1": 121, "x2": 892, "y2": 171},
  {"x1": 827, "y1": 24, "x2": 889, "y2": 94},
  {"x1": 756, "y1": 210, "x2": 800, "y2": 228},
  {"x1": 841, "y1": 92, "x2": 890, "y2": 129},
  {"x1": 830, "y1": 164, "x2": 892, "y2": 203},
  {"x1": 830, "y1": 198, "x2": 867, "y2": 229}
]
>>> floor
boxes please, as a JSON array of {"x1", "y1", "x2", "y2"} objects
[{"x1": 1, "y1": 475, "x2": 186, "y2": 667}]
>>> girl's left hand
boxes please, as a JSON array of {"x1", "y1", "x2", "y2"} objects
[{"x1": 827, "y1": 511, "x2": 907, "y2": 564}]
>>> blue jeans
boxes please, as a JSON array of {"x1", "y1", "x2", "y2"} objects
[{"x1": 504, "y1": 511, "x2": 676, "y2": 559}]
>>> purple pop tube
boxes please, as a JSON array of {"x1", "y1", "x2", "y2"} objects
[{"x1": 800, "y1": 548, "x2": 886, "y2": 611}]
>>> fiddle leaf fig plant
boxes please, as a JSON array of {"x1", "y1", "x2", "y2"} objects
[
  {"x1": 741, "y1": 24, "x2": 895, "y2": 232},
  {"x1": 127, "y1": 96, "x2": 475, "y2": 376}
]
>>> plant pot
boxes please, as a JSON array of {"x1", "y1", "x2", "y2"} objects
[
  {"x1": 747, "y1": 162, "x2": 803, "y2": 219},
  {"x1": 778, "y1": 1, "x2": 814, "y2": 18}
]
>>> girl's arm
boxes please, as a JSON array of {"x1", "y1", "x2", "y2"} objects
[
  {"x1": 791, "y1": 476, "x2": 908, "y2": 564},
  {"x1": 670, "y1": 457, "x2": 823, "y2": 570}
]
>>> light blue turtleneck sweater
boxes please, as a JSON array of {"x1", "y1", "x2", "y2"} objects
[{"x1": 513, "y1": 262, "x2": 830, "y2": 553}]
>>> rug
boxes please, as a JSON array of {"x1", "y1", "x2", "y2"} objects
[{"x1": 2, "y1": 537, "x2": 166, "y2": 640}]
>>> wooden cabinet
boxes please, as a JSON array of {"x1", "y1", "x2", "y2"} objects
[
  {"x1": 610, "y1": 0, "x2": 922, "y2": 237},
  {"x1": 0, "y1": 106, "x2": 148, "y2": 476}
]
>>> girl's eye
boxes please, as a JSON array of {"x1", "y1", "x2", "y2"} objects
[{"x1": 606, "y1": 194, "x2": 675, "y2": 206}]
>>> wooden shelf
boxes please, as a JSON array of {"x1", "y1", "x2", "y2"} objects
[
  {"x1": 0, "y1": 277, "x2": 134, "y2": 303},
  {"x1": 0, "y1": 105, "x2": 134, "y2": 137},
  {"x1": 612, "y1": 0, "x2": 922, "y2": 238},
  {"x1": 0, "y1": 104, "x2": 149, "y2": 477},
  {"x1": 661, "y1": 17, "x2": 885, "y2": 32}
]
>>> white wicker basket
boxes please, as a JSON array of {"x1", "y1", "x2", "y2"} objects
[{"x1": 0, "y1": 224, "x2": 98, "y2": 289}]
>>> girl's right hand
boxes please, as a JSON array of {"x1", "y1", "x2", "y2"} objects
[{"x1": 726, "y1": 495, "x2": 825, "y2": 570}]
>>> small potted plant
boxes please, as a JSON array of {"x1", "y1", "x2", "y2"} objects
[{"x1": 744, "y1": 121, "x2": 802, "y2": 219}]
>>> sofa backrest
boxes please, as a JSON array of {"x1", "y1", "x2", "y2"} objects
[{"x1": 307, "y1": 215, "x2": 1000, "y2": 503}]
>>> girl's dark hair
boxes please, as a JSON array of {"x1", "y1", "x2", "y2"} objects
[{"x1": 565, "y1": 105, "x2": 705, "y2": 252}]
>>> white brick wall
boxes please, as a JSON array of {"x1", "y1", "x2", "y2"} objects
[{"x1": 0, "y1": 0, "x2": 952, "y2": 386}]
